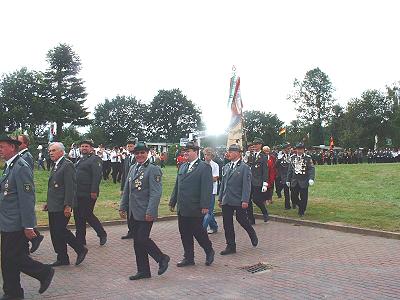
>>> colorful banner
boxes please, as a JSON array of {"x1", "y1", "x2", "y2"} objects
[{"x1": 227, "y1": 67, "x2": 244, "y2": 148}]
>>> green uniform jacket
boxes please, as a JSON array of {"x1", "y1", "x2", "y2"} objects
[
  {"x1": 120, "y1": 159, "x2": 162, "y2": 220},
  {"x1": 47, "y1": 157, "x2": 77, "y2": 212},
  {"x1": 0, "y1": 155, "x2": 36, "y2": 232},
  {"x1": 169, "y1": 159, "x2": 213, "y2": 217},
  {"x1": 75, "y1": 154, "x2": 103, "y2": 198}
]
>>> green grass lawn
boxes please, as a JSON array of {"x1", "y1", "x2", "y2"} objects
[{"x1": 33, "y1": 163, "x2": 400, "y2": 232}]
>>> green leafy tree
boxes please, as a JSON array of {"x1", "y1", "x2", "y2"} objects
[
  {"x1": 0, "y1": 68, "x2": 47, "y2": 134},
  {"x1": 147, "y1": 89, "x2": 202, "y2": 143},
  {"x1": 243, "y1": 110, "x2": 283, "y2": 146},
  {"x1": 92, "y1": 95, "x2": 148, "y2": 146},
  {"x1": 288, "y1": 67, "x2": 336, "y2": 144},
  {"x1": 345, "y1": 89, "x2": 392, "y2": 148},
  {"x1": 43, "y1": 43, "x2": 90, "y2": 138}
]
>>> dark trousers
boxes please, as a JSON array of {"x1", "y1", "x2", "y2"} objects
[
  {"x1": 74, "y1": 196, "x2": 107, "y2": 245},
  {"x1": 222, "y1": 205, "x2": 256, "y2": 247},
  {"x1": 111, "y1": 162, "x2": 121, "y2": 183},
  {"x1": 102, "y1": 161, "x2": 111, "y2": 180},
  {"x1": 178, "y1": 214, "x2": 213, "y2": 260},
  {"x1": 291, "y1": 185, "x2": 308, "y2": 215},
  {"x1": 282, "y1": 185, "x2": 293, "y2": 209},
  {"x1": 275, "y1": 177, "x2": 283, "y2": 196},
  {"x1": 248, "y1": 186, "x2": 268, "y2": 222},
  {"x1": 127, "y1": 209, "x2": 134, "y2": 234},
  {"x1": 1, "y1": 230, "x2": 51, "y2": 297},
  {"x1": 49, "y1": 211, "x2": 84, "y2": 262},
  {"x1": 132, "y1": 218, "x2": 163, "y2": 275}
]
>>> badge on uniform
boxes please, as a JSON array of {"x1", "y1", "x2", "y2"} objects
[
  {"x1": 155, "y1": 175, "x2": 161, "y2": 182},
  {"x1": 23, "y1": 184, "x2": 32, "y2": 192}
]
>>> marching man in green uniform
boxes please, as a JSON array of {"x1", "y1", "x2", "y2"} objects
[
  {"x1": 0, "y1": 135, "x2": 54, "y2": 299},
  {"x1": 74, "y1": 139, "x2": 107, "y2": 246},
  {"x1": 120, "y1": 142, "x2": 170, "y2": 280},
  {"x1": 286, "y1": 142, "x2": 316, "y2": 217}
]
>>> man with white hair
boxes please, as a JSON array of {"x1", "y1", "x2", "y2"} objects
[{"x1": 45, "y1": 142, "x2": 88, "y2": 266}]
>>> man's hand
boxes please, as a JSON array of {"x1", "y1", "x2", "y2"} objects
[
  {"x1": 309, "y1": 179, "x2": 314, "y2": 186},
  {"x1": 169, "y1": 205, "x2": 175, "y2": 212},
  {"x1": 242, "y1": 202, "x2": 249, "y2": 209},
  {"x1": 201, "y1": 208, "x2": 209, "y2": 215},
  {"x1": 90, "y1": 192, "x2": 98, "y2": 200},
  {"x1": 119, "y1": 210, "x2": 127, "y2": 219},
  {"x1": 42, "y1": 204, "x2": 48, "y2": 211},
  {"x1": 24, "y1": 229, "x2": 37, "y2": 240},
  {"x1": 286, "y1": 182, "x2": 291, "y2": 187},
  {"x1": 145, "y1": 214, "x2": 155, "y2": 222},
  {"x1": 64, "y1": 205, "x2": 72, "y2": 218}
]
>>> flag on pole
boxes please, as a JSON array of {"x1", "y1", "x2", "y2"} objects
[
  {"x1": 278, "y1": 127, "x2": 286, "y2": 136},
  {"x1": 226, "y1": 66, "x2": 244, "y2": 148},
  {"x1": 374, "y1": 134, "x2": 378, "y2": 151}
]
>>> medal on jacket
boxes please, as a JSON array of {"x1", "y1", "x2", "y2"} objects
[{"x1": 4, "y1": 180, "x2": 9, "y2": 196}]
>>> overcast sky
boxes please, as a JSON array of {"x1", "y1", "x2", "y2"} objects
[{"x1": 1, "y1": 0, "x2": 399, "y2": 135}]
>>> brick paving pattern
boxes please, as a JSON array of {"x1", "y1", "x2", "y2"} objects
[{"x1": 4, "y1": 218, "x2": 400, "y2": 299}]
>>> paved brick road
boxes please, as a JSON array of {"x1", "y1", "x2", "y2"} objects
[{"x1": 7, "y1": 218, "x2": 400, "y2": 299}]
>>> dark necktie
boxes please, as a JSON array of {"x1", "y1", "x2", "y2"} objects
[
  {"x1": 135, "y1": 164, "x2": 141, "y2": 176},
  {"x1": 183, "y1": 163, "x2": 189, "y2": 174},
  {"x1": 2, "y1": 163, "x2": 7, "y2": 176}
]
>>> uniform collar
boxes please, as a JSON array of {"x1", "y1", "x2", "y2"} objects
[
  {"x1": 18, "y1": 148, "x2": 28, "y2": 155},
  {"x1": 54, "y1": 156, "x2": 64, "y2": 167},
  {"x1": 6, "y1": 153, "x2": 20, "y2": 166},
  {"x1": 188, "y1": 158, "x2": 199, "y2": 168}
]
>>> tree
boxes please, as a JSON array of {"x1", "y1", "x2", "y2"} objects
[
  {"x1": 0, "y1": 68, "x2": 47, "y2": 134},
  {"x1": 288, "y1": 68, "x2": 336, "y2": 144},
  {"x1": 43, "y1": 43, "x2": 90, "y2": 137},
  {"x1": 92, "y1": 95, "x2": 148, "y2": 146},
  {"x1": 243, "y1": 110, "x2": 283, "y2": 146},
  {"x1": 345, "y1": 89, "x2": 392, "y2": 148},
  {"x1": 147, "y1": 89, "x2": 202, "y2": 143}
]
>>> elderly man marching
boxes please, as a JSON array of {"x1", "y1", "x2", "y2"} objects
[
  {"x1": 0, "y1": 135, "x2": 54, "y2": 299},
  {"x1": 219, "y1": 144, "x2": 258, "y2": 255},
  {"x1": 286, "y1": 142, "x2": 315, "y2": 217},
  {"x1": 45, "y1": 142, "x2": 88, "y2": 267},
  {"x1": 120, "y1": 142, "x2": 170, "y2": 280},
  {"x1": 169, "y1": 141, "x2": 215, "y2": 267}
]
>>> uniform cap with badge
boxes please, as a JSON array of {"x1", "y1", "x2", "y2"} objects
[
  {"x1": 252, "y1": 137, "x2": 264, "y2": 146},
  {"x1": 184, "y1": 141, "x2": 200, "y2": 151},
  {"x1": 0, "y1": 135, "x2": 22, "y2": 146},
  {"x1": 228, "y1": 144, "x2": 242, "y2": 152},
  {"x1": 295, "y1": 142, "x2": 305, "y2": 149},
  {"x1": 133, "y1": 142, "x2": 149, "y2": 153},
  {"x1": 79, "y1": 139, "x2": 95, "y2": 147}
]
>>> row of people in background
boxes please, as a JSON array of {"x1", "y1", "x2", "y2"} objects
[{"x1": 308, "y1": 148, "x2": 400, "y2": 165}]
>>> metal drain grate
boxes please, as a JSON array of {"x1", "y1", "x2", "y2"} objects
[{"x1": 240, "y1": 262, "x2": 273, "y2": 274}]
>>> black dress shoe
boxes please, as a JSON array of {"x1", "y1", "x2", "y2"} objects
[
  {"x1": 129, "y1": 273, "x2": 151, "y2": 280},
  {"x1": 50, "y1": 260, "x2": 70, "y2": 267},
  {"x1": 30, "y1": 235, "x2": 44, "y2": 253},
  {"x1": 99, "y1": 235, "x2": 107, "y2": 246},
  {"x1": 176, "y1": 258, "x2": 195, "y2": 267},
  {"x1": 39, "y1": 268, "x2": 55, "y2": 294},
  {"x1": 121, "y1": 233, "x2": 133, "y2": 240},
  {"x1": 75, "y1": 247, "x2": 88, "y2": 266},
  {"x1": 0, "y1": 294, "x2": 24, "y2": 300},
  {"x1": 220, "y1": 246, "x2": 236, "y2": 255},
  {"x1": 250, "y1": 233, "x2": 259, "y2": 247},
  {"x1": 205, "y1": 249, "x2": 215, "y2": 266},
  {"x1": 158, "y1": 254, "x2": 170, "y2": 275}
]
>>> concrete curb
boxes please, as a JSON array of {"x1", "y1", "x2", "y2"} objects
[{"x1": 36, "y1": 213, "x2": 400, "y2": 240}]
